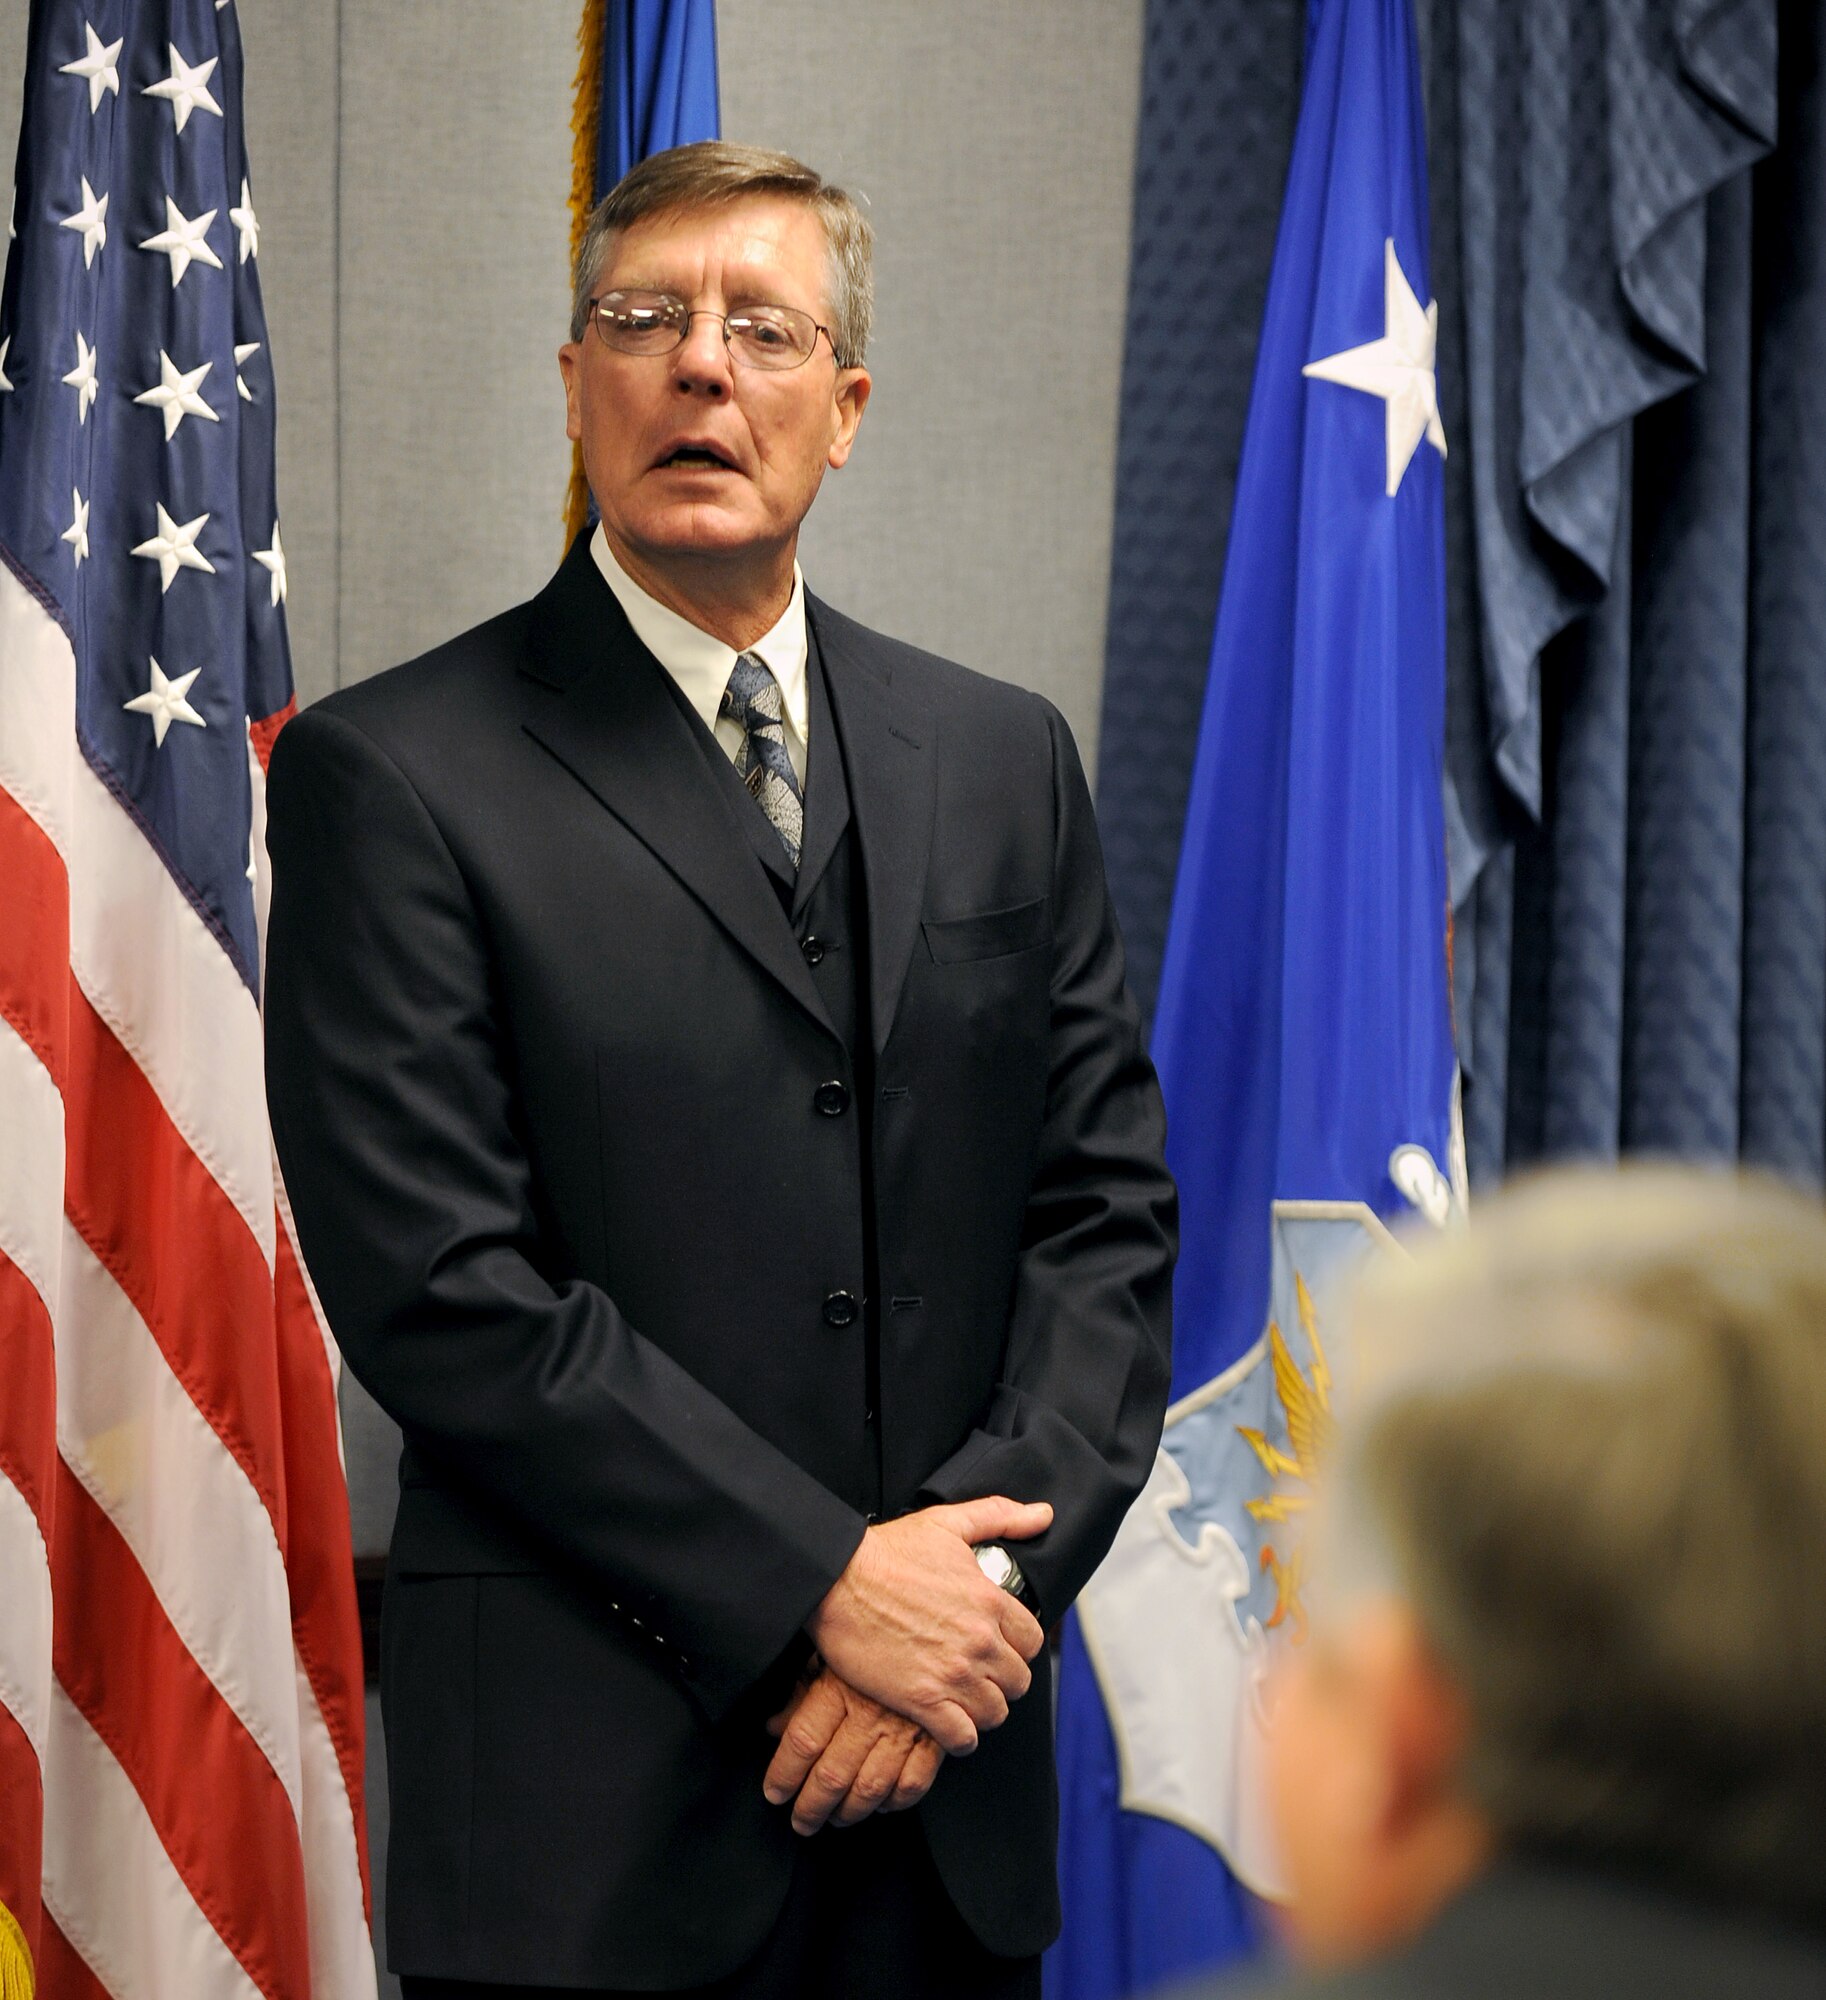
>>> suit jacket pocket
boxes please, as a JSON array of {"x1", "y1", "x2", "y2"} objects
[{"x1": 921, "y1": 897, "x2": 1050, "y2": 964}]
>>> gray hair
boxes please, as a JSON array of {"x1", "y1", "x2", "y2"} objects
[
  {"x1": 1312, "y1": 1166, "x2": 1826, "y2": 1929},
  {"x1": 570, "y1": 140, "x2": 874, "y2": 366}
]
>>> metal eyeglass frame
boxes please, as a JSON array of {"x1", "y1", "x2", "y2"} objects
[{"x1": 586, "y1": 293, "x2": 836, "y2": 371}]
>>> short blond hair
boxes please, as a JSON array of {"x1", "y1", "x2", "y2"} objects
[
  {"x1": 1322, "y1": 1168, "x2": 1826, "y2": 1927},
  {"x1": 570, "y1": 140, "x2": 874, "y2": 365}
]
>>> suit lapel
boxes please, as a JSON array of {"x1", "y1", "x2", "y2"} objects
[
  {"x1": 791, "y1": 628, "x2": 851, "y2": 921},
  {"x1": 810, "y1": 594, "x2": 935, "y2": 1053},
  {"x1": 518, "y1": 540, "x2": 831, "y2": 1035}
]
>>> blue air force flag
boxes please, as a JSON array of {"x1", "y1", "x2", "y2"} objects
[{"x1": 1048, "y1": 0, "x2": 1458, "y2": 1993}]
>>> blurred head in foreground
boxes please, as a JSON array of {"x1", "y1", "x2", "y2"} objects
[{"x1": 1270, "y1": 1166, "x2": 1826, "y2": 1968}]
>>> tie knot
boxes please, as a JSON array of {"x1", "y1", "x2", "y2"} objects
[{"x1": 722, "y1": 652, "x2": 783, "y2": 730}]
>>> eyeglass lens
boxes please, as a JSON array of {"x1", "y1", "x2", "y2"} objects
[{"x1": 593, "y1": 291, "x2": 819, "y2": 369}]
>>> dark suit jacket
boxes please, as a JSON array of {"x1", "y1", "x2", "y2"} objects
[
  {"x1": 1160, "y1": 1862, "x2": 1826, "y2": 2000},
  {"x1": 264, "y1": 535, "x2": 1176, "y2": 1988}
]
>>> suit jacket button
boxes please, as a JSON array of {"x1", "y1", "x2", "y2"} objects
[
  {"x1": 822, "y1": 1290, "x2": 859, "y2": 1328},
  {"x1": 814, "y1": 1080, "x2": 850, "y2": 1117},
  {"x1": 800, "y1": 934, "x2": 828, "y2": 964}
]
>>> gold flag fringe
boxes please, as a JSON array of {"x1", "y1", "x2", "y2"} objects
[
  {"x1": 0, "y1": 1899, "x2": 34, "y2": 2000},
  {"x1": 564, "y1": 0, "x2": 608, "y2": 551}
]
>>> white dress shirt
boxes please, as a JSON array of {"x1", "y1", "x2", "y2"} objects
[{"x1": 591, "y1": 525, "x2": 809, "y2": 786}]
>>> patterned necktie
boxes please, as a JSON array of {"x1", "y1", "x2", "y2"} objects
[{"x1": 720, "y1": 652, "x2": 804, "y2": 870}]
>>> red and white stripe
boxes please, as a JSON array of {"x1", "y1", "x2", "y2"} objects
[{"x1": 0, "y1": 555, "x2": 374, "y2": 1998}]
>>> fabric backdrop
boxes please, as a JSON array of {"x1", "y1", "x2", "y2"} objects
[
  {"x1": 1441, "y1": 0, "x2": 1825, "y2": 1183},
  {"x1": 1093, "y1": 0, "x2": 1306, "y2": 1024},
  {"x1": 1098, "y1": 0, "x2": 1826, "y2": 1192}
]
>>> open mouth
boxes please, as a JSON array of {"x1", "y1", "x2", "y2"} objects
[{"x1": 658, "y1": 444, "x2": 737, "y2": 470}]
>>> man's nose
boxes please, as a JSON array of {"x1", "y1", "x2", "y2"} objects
[{"x1": 671, "y1": 313, "x2": 733, "y2": 396}]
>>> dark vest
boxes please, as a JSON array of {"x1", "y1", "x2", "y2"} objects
[{"x1": 676, "y1": 633, "x2": 886, "y2": 1519}]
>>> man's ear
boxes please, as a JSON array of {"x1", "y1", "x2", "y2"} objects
[
  {"x1": 559, "y1": 343, "x2": 584, "y2": 443},
  {"x1": 828, "y1": 367, "x2": 872, "y2": 469},
  {"x1": 1360, "y1": 1605, "x2": 1475, "y2": 1836}
]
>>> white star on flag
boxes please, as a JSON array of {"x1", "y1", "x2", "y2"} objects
[
  {"x1": 143, "y1": 43, "x2": 223, "y2": 134},
  {"x1": 134, "y1": 351, "x2": 220, "y2": 440},
  {"x1": 62, "y1": 489, "x2": 91, "y2": 565},
  {"x1": 0, "y1": 336, "x2": 12, "y2": 393},
  {"x1": 234, "y1": 340, "x2": 261, "y2": 400},
  {"x1": 251, "y1": 520, "x2": 286, "y2": 604},
  {"x1": 60, "y1": 177, "x2": 109, "y2": 268},
  {"x1": 229, "y1": 179, "x2": 259, "y2": 263},
  {"x1": 132, "y1": 503, "x2": 217, "y2": 591},
  {"x1": 59, "y1": 22, "x2": 123, "y2": 112},
  {"x1": 124, "y1": 657, "x2": 208, "y2": 746},
  {"x1": 1302, "y1": 237, "x2": 1447, "y2": 499},
  {"x1": 139, "y1": 197, "x2": 223, "y2": 288},
  {"x1": 62, "y1": 329, "x2": 99, "y2": 423},
  {"x1": 62, "y1": 488, "x2": 91, "y2": 565}
]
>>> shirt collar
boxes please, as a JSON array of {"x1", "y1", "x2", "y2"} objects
[{"x1": 590, "y1": 524, "x2": 809, "y2": 743}]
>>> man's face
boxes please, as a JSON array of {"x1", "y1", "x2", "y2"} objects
[
  {"x1": 1267, "y1": 1628, "x2": 1382, "y2": 1958},
  {"x1": 558, "y1": 196, "x2": 870, "y2": 580},
  {"x1": 1266, "y1": 1602, "x2": 1487, "y2": 1967}
]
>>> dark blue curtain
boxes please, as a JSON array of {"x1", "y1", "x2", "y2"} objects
[
  {"x1": 1439, "y1": 0, "x2": 1826, "y2": 1183},
  {"x1": 1098, "y1": 0, "x2": 1826, "y2": 1190},
  {"x1": 1095, "y1": 0, "x2": 1307, "y2": 1025}
]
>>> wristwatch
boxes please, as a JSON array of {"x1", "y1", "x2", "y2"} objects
[{"x1": 975, "y1": 1542, "x2": 1028, "y2": 1600}]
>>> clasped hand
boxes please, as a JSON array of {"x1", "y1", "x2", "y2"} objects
[{"x1": 762, "y1": 1495, "x2": 1051, "y2": 1834}]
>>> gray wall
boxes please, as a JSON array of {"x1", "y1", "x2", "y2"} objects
[
  {"x1": 2, "y1": 0, "x2": 1144, "y2": 1556},
  {"x1": 723, "y1": 5, "x2": 1144, "y2": 753}
]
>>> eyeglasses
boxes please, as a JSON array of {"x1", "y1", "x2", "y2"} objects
[{"x1": 587, "y1": 290, "x2": 834, "y2": 371}]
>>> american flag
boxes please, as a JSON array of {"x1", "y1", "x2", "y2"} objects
[{"x1": 0, "y1": 3, "x2": 374, "y2": 1996}]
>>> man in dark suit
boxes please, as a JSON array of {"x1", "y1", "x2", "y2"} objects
[
  {"x1": 264, "y1": 141, "x2": 1175, "y2": 2000},
  {"x1": 1161, "y1": 1169, "x2": 1826, "y2": 2000}
]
